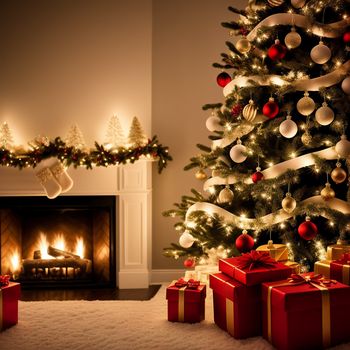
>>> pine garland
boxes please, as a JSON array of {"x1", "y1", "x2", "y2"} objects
[{"x1": 0, "y1": 135, "x2": 172, "y2": 173}]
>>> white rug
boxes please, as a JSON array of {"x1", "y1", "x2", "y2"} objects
[{"x1": 0, "y1": 285, "x2": 349, "y2": 350}]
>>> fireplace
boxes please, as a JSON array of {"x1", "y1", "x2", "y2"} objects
[
  {"x1": 0, "y1": 196, "x2": 116, "y2": 288},
  {"x1": 0, "y1": 162, "x2": 152, "y2": 289}
]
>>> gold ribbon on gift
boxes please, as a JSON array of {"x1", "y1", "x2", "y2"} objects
[
  {"x1": 226, "y1": 299, "x2": 234, "y2": 336},
  {"x1": 178, "y1": 286, "x2": 186, "y2": 322},
  {"x1": 342, "y1": 265, "x2": 350, "y2": 285},
  {"x1": 267, "y1": 276, "x2": 332, "y2": 348}
]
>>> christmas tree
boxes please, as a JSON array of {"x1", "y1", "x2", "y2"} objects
[
  {"x1": 164, "y1": 0, "x2": 350, "y2": 271},
  {"x1": 105, "y1": 115, "x2": 126, "y2": 149},
  {"x1": 128, "y1": 116, "x2": 148, "y2": 147},
  {"x1": 0, "y1": 122, "x2": 14, "y2": 149},
  {"x1": 65, "y1": 124, "x2": 86, "y2": 150}
]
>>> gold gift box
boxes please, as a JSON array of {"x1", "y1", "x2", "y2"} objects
[
  {"x1": 283, "y1": 261, "x2": 301, "y2": 274},
  {"x1": 326, "y1": 241, "x2": 350, "y2": 261},
  {"x1": 256, "y1": 241, "x2": 288, "y2": 262},
  {"x1": 314, "y1": 260, "x2": 331, "y2": 279}
]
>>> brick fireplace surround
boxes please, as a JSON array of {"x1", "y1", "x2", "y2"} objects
[{"x1": 0, "y1": 160, "x2": 152, "y2": 289}]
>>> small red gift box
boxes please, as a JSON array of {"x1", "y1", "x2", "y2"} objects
[
  {"x1": 209, "y1": 272, "x2": 261, "y2": 339},
  {"x1": 330, "y1": 253, "x2": 350, "y2": 285},
  {"x1": 262, "y1": 273, "x2": 350, "y2": 350},
  {"x1": 219, "y1": 250, "x2": 292, "y2": 286},
  {"x1": 166, "y1": 279, "x2": 206, "y2": 323},
  {"x1": 1, "y1": 281, "x2": 21, "y2": 331}
]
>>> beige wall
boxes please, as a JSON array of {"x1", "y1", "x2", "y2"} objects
[
  {"x1": 0, "y1": 0, "x2": 248, "y2": 270},
  {"x1": 0, "y1": 0, "x2": 152, "y2": 145},
  {"x1": 152, "y1": 0, "x2": 242, "y2": 269}
]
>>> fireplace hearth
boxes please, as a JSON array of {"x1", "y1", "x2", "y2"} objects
[{"x1": 0, "y1": 196, "x2": 116, "y2": 288}]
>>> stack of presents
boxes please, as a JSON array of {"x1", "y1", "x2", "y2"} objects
[
  {"x1": 166, "y1": 240, "x2": 350, "y2": 349},
  {"x1": 0, "y1": 275, "x2": 20, "y2": 332}
]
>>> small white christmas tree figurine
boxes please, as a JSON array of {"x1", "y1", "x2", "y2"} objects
[
  {"x1": 128, "y1": 116, "x2": 148, "y2": 147},
  {"x1": 0, "y1": 122, "x2": 14, "y2": 149},
  {"x1": 65, "y1": 124, "x2": 86, "y2": 150},
  {"x1": 105, "y1": 115, "x2": 126, "y2": 148}
]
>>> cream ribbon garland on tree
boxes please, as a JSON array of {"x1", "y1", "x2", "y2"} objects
[
  {"x1": 223, "y1": 60, "x2": 350, "y2": 96},
  {"x1": 185, "y1": 196, "x2": 350, "y2": 230},
  {"x1": 246, "y1": 13, "x2": 350, "y2": 41},
  {"x1": 204, "y1": 146, "x2": 339, "y2": 190}
]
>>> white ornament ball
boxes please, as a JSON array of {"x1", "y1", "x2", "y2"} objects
[
  {"x1": 279, "y1": 118, "x2": 298, "y2": 138},
  {"x1": 242, "y1": 99, "x2": 257, "y2": 122},
  {"x1": 229, "y1": 142, "x2": 247, "y2": 163},
  {"x1": 291, "y1": 0, "x2": 306, "y2": 8},
  {"x1": 218, "y1": 187, "x2": 234, "y2": 204},
  {"x1": 235, "y1": 38, "x2": 251, "y2": 54},
  {"x1": 206, "y1": 115, "x2": 223, "y2": 132},
  {"x1": 315, "y1": 103, "x2": 334, "y2": 126},
  {"x1": 179, "y1": 231, "x2": 195, "y2": 248},
  {"x1": 285, "y1": 28, "x2": 302, "y2": 49},
  {"x1": 341, "y1": 77, "x2": 350, "y2": 95},
  {"x1": 310, "y1": 41, "x2": 331, "y2": 64},
  {"x1": 335, "y1": 135, "x2": 350, "y2": 158},
  {"x1": 297, "y1": 92, "x2": 315, "y2": 116}
]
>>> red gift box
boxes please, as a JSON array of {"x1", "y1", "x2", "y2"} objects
[
  {"x1": 262, "y1": 273, "x2": 350, "y2": 350},
  {"x1": 209, "y1": 272, "x2": 261, "y2": 339},
  {"x1": 219, "y1": 251, "x2": 292, "y2": 286},
  {"x1": 330, "y1": 253, "x2": 350, "y2": 285},
  {"x1": 1, "y1": 281, "x2": 21, "y2": 331},
  {"x1": 166, "y1": 279, "x2": 206, "y2": 323}
]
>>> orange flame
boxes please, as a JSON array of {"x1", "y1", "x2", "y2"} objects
[
  {"x1": 10, "y1": 249, "x2": 20, "y2": 273},
  {"x1": 75, "y1": 237, "x2": 85, "y2": 258}
]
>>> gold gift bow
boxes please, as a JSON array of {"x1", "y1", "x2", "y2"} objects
[
  {"x1": 211, "y1": 274, "x2": 235, "y2": 335},
  {"x1": 267, "y1": 276, "x2": 332, "y2": 348}
]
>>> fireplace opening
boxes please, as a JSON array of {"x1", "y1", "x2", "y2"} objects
[{"x1": 0, "y1": 196, "x2": 116, "y2": 288}]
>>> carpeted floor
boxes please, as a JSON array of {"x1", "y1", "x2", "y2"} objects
[{"x1": 1, "y1": 284, "x2": 350, "y2": 350}]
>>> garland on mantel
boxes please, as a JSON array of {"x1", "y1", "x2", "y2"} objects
[{"x1": 0, "y1": 135, "x2": 172, "y2": 173}]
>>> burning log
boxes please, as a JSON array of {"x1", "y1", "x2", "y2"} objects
[
  {"x1": 22, "y1": 257, "x2": 92, "y2": 278},
  {"x1": 33, "y1": 250, "x2": 42, "y2": 259},
  {"x1": 47, "y1": 245, "x2": 80, "y2": 259}
]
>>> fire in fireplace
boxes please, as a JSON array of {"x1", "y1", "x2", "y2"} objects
[{"x1": 0, "y1": 196, "x2": 116, "y2": 288}]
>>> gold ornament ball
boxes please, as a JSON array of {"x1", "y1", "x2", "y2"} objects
[
  {"x1": 284, "y1": 28, "x2": 302, "y2": 49},
  {"x1": 315, "y1": 103, "x2": 334, "y2": 126},
  {"x1": 297, "y1": 93, "x2": 315, "y2": 116},
  {"x1": 335, "y1": 135, "x2": 350, "y2": 158},
  {"x1": 310, "y1": 41, "x2": 331, "y2": 65},
  {"x1": 301, "y1": 132, "x2": 312, "y2": 146},
  {"x1": 218, "y1": 187, "x2": 234, "y2": 204},
  {"x1": 195, "y1": 169, "x2": 207, "y2": 180},
  {"x1": 235, "y1": 38, "x2": 251, "y2": 54},
  {"x1": 331, "y1": 166, "x2": 347, "y2": 184},
  {"x1": 321, "y1": 183, "x2": 335, "y2": 201},
  {"x1": 268, "y1": 0, "x2": 284, "y2": 6},
  {"x1": 242, "y1": 99, "x2": 258, "y2": 122},
  {"x1": 282, "y1": 193, "x2": 297, "y2": 214},
  {"x1": 291, "y1": 0, "x2": 306, "y2": 8}
]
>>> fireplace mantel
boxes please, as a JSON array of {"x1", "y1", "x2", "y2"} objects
[{"x1": 0, "y1": 160, "x2": 152, "y2": 289}]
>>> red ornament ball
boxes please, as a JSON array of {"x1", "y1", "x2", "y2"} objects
[
  {"x1": 343, "y1": 31, "x2": 350, "y2": 44},
  {"x1": 184, "y1": 258, "x2": 196, "y2": 268},
  {"x1": 268, "y1": 40, "x2": 287, "y2": 61},
  {"x1": 252, "y1": 171, "x2": 264, "y2": 183},
  {"x1": 235, "y1": 231, "x2": 255, "y2": 253},
  {"x1": 217, "y1": 72, "x2": 232, "y2": 87},
  {"x1": 231, "y1": 104, "x2": 243, "y2": 117},
  {"x1": 262, "y1": 98, "x2": 279, "y2": 119},
  {"x1": 298, "y1": 218, "x2": 318, "y2": 240}
]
